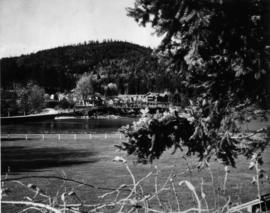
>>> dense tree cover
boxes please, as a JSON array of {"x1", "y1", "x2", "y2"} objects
[
  {"x1": 1, "y1": 40, "x2": 183, "y2": 94},
  {"x1": 118, "y1": 0, "x2": 270, "y2": 167},
  {"x1": 105, "y1": 83, "x2": 118, "y2": 96},
  {"x1": 1, "y1": 89, "x2": 19, "y2": 116},
  {"x1": 127, "y1": 0, "x2": 269, "y2": 106},
  {"x1": 1, "y1": 83, "x2": 45, "y2": 116},
  {"x1": 17, "y1": 83, "x2": 45, "y2": 114}
]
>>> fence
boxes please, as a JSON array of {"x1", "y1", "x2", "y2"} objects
[
  {"x1": 1, "y1": 133, "x2": 125, "y2": 141},
  {"x1": 75, "y1": 102, "x2": 173, "y2": 109}
]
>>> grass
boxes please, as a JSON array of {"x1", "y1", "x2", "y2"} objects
[{"x1": 1, "y1": 134, "x2": 270, "y2": 212}]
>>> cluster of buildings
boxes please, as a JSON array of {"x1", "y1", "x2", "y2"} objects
[{"x1": 44, "y1": 91, "x2": 184, "y2": 109}]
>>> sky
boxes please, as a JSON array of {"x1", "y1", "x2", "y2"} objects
[{"x1": 0, "y1": 0, "x2": 162, "y2": 58}]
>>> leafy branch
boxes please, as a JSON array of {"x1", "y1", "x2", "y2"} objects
[{"x1": 117, "y1": 102, "x2": 269, "y2": 167}]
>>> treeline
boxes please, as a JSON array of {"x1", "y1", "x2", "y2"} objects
[
  {"x1": 1, "y1": 83, "x2": 45, "y2": 116},
  {"x1": 1, "y1": 40, "x2": 183, "y2": 94}
]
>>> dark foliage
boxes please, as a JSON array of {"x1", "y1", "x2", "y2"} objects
[
  {"x1": 118, "y1": 102, "x2": 269, "y2": 167},
  {"x1": 1, "y1": 40, "x2": 183, "y2": 94},
  {"x1": 127, "y1": 0, "x2": 270, "y2": 106},
  {"x1": 117, "y1": 0, "x2": 270, "y2": 167},
  {"x1": 1, "y1": 83, "x2": 45, "y2": 116},
  {"x1": 0, "y1": 41, "x2": 147, "y2": 92}
]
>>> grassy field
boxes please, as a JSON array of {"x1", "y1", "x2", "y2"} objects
[{"x1": 1, "y1": 133, "x2": 270, "y2": 212}]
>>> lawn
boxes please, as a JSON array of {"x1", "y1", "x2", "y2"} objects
[{"x1": 1, "y1": 133, "x2": 270, "y2": 212}]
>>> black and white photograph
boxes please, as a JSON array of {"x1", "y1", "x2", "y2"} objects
[{"x1": 1, "y1": 0, "x2": 270, "y2": 212}]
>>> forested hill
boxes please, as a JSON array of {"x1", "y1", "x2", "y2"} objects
[{"x1": 1, "y1": 40, "x2": 175, "y2": 93}]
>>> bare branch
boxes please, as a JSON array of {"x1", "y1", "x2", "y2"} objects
[{"x1": 1, "y1": 200, "x2": 61, "y2": 213}]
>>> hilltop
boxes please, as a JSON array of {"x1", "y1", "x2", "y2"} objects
[{"x1": 1, "y1": 40, "x2": 173, "y2": 93}]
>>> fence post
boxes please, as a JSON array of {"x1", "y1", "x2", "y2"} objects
[
  {"x1": 58, "y1": 134, "x2": 61, "y2": 141},
  {"x1": 42, "y1": 134, "x2": 45, "y2": 141},
  {"x1": 25, "y1": 134, "x2": 28, "y2": 141},
  {"x1": 74, "y1": 134, "x2": 77, "y2": 140},
  {"x1": 89, "y1": 134, "x2": 92, "y2": 140},
  {"x1": 105, "y1": 133, "x2": 107, "y2": 139}
]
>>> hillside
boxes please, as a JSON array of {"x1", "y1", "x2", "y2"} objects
[{"x1": 1, "y1": 40, "x2": 171, "y2": 93}]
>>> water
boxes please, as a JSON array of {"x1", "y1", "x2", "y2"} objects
[
  {"x1": 1, "y1": 112, "x2": 269, "y2": 134},
  {"x1": 1, "y1": 117, "x2": 137, "y2": 134}
]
